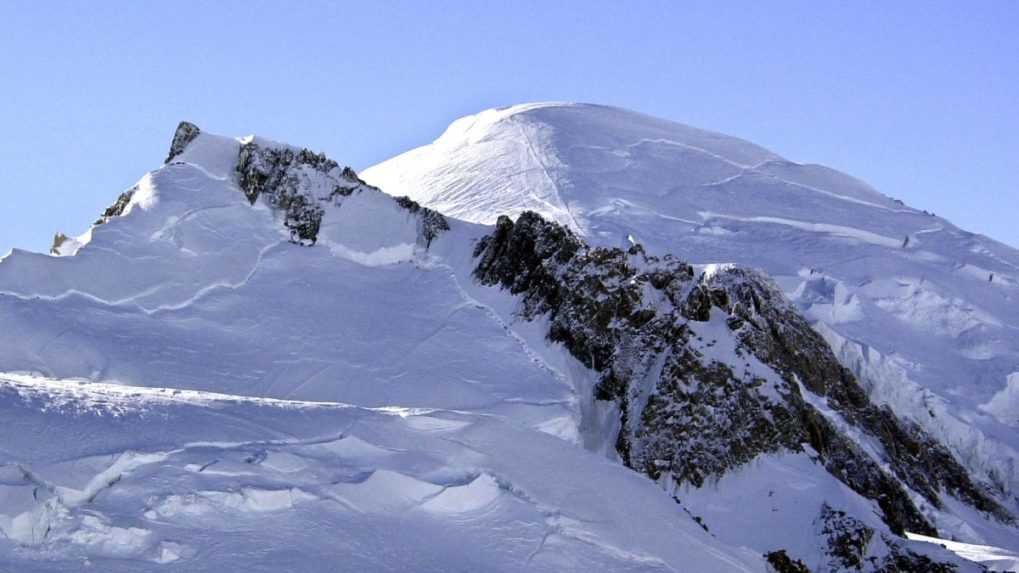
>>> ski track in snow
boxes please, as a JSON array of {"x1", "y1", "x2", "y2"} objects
[
  {"x1": 430, "y1": 258, "x2": 579, "y2": 411},
  {"x1": 703, "y1": 169, "x2": 918, "y2": 214},
  {"x1": 698, "y1": 211, "x2": 904, "y2": 249},
  {"x1": 511, "y1": 117, "x2": 587, "y2": 234}
]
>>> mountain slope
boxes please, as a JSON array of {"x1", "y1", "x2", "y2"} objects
[
  {"x1": 0, "y1": 124, "x2": 766, "y2": 572},
  {"x1": 0, "y1": 121, "x2": 1005, "y2": 571},
  {"x1": 3, "y1": 372, "x2": 773, "y2": 572},
  {"x1": 363, "y1": 102, "x2": 1019, "y2": 533}
]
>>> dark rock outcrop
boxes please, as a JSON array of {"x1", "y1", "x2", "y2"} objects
[
  {"x1": 393, "y1": 196, "x2": 450, "y2": 248},
  {"x1": 235, "y1": 144, "x2": 332, "y2": 245},
  {"x1": 94, "y1": 187, "x2": 136, "y2": 226},
  {"x1": 765, "y1": 551, "x2": 812, "y2": 573},
  {"x1": 816, "y1": 504, "x2": 873, "y2": 570},
  {"x1": 473, "y1": 210, "x2": 1010, "y2": 569},
  {"x1": 49, "y1": 232, "x2": 71, "y2": 255},
  {"x1": 235, "y1": 141, "x2": 448, "y2": 248},
  {"x1": 165, "y1": 121, "x2": 201, "y2": 164},
  {"x1": 704, "y1": 267, "x2": 1011, "y2": 525}
]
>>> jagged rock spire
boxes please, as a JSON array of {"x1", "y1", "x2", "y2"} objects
[{"x1": 165, "y1": 121, "x2": 201, "y2": 164}]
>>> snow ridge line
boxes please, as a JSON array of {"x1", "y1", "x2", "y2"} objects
[
  {"x1": 430, "y1": 259, "x2": 578, "y2": 405},
  {"x1": 147, "y1": 240, "x2": 285, "y2": 315},
  {"x1": 627, "y1": 137, "x2": 911, "y2": 215},
  {"x1": 0, "y1": 240, "x2": 286, "y2": 316}
]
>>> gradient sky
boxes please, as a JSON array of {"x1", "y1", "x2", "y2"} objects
[{"x1": 2, "y1": 1, "x2": 1017, "y2": 253}]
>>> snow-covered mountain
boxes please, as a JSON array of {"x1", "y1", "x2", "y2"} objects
[
  {"x1": 364, "y1": 100, "x2": 1019, "y2": 532},
  {"x1": 0, "y1": 116, "x2": 1013, "y2": 571},
  {"x1": 1, "y1": 125, "x2": 773, "y2": 572}
]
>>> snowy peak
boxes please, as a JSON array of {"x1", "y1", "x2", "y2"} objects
[
  {"x1": 2, "y1": 116, "x2": 1015, "y2": 571},
  {"x1": 432, "y1": 102, "x2": 780, "y2": 167},
  {"x1": 361, "y1": 102, "x2": 904, "y2": 237},
  {"x1": 58, "y1": 122, "x2": 452, "y2": 255},
  {"x1": 0, "y1": 121, "x2": 779, "y2": 572},
  {"x1": 364, "y1": 103, "x2": 1019, "y2": 566}
]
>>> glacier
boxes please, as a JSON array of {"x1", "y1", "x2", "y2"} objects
[
  {"x1": 0, "y1": 113, "x2": 1014, "y2": 571},
  {"x1": 364, "y1": 100, "x2": 1019, "y2": 522},
  {"x1": 0, "y1": 126, "x2": 768, "y2": 571}
]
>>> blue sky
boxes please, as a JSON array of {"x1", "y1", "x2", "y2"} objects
[{"x1": 2, "y1": 1, "x2": 1017, "y2": 252}]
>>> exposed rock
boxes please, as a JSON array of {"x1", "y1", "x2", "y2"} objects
[
  {"x1": 94, "y1": 187, "x2": 136, "y2": 226},
  {"x1": 472, "y1": 210, "x2": 1009, "y2": 568},
  {"x1": 765, "y1": 550, "x2": 812, "y2": 573},
  {"x1": 816, "y1": 504, "x2": 873, "y2": 570},
  {"x1": 49, "y1": 232, "x2": 70, "y2": 255},
  {"x1": 704, "y1": 267, "x2": 1011, "y2": 525},
  {"x1": 235, "y1": 142, "x2": 449, "y2": 248},
  {"x1": 165, "y1": 121, "x2": 201, "y2": 164},
  {"x1": 876, "y1": 542, "x2": 960, "y2": 573},
  {"x1": 235, "y1": 143, "x2": 342, "y2": 245},
  {"x1": 394, "y1": 196, "x2": 449, "y2": 247}
]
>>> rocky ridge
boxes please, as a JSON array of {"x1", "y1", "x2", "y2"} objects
[
  {"x1": 473, "y1": 211, "x2": 1010, "y2": 570},
  {"x1": 148, "y1": 121, "x2": 450, "y2": 249},
  {"x1": 73, "y1": 123, "x2": 1011, "y2": 571}
]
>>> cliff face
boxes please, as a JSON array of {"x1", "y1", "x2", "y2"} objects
[{"x1": 473, "y1": 211, "x2": 1008, "y2": 570}]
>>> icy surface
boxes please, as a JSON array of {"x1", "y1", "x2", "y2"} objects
[
  {"x1": 364, "y1": 101, "x2": 1019, "y2": 511},
  {"x1": 0, "y1": 373, "x2": 764, "y2": 572},
  {"x1": 4, "y1": 113, "x2": 1014, "y2": 570},
  {"x1": 0, "y1": 130, "x2": 765, "y2": 571},
  {"x1": 907, "y1": 532, "x2": 1019, "y2": 572}
]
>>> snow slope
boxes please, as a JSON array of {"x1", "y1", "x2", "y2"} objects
[
  {"x1": 0, "y1": 373, "x2": 765, "y2": 572},
  {"x1": 363, "y1": 102, "x2": 1019, "y2": 525},
  {"x1": 0, "y1": 120, "x2": 1003, "y2": 571},
  {"x1": 0, "y1": 127, "x2": 767, "y2": 571}
]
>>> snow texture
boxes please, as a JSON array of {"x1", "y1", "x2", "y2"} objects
[
  {"x1": 365, "y1": 102, "x2": 1019, "y2": 569},
  {"x1": 1, "y1": 108, "x2": 1012, "y2": 571},
  {"x1": 0, "y1": 125, "x2": 765, "y2": 572}
]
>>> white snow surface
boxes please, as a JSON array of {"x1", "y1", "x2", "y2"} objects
[
  {"x1": 907, "y1": 531, "x2": 1019, "y2": 572},
  {"x1": 363, "y1": 102, "x2": 1019, "y2": 519},
  {"x1": 0, "y1": 130, "x2": 768, "y2": 571},
  {"x1": 2, "y1": 116, "x2": 1012, "y2": 571},
  {"x1": 0, "y1": 373, "x2": 765, "y2": 572}
]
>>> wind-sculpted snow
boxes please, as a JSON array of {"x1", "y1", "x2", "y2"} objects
[
  {"x1": 0, "y1": 123, "x2": 771, "y2": 571},
  {"x1": 364, "y1": 101, "x2": 1019, "y2": 558},
  {"x1": 0, "y1": 119, "x2": 1007, "y2": 571},
  {"x1": 0, "y1": 374, "x2": 767, "y2": 572}
]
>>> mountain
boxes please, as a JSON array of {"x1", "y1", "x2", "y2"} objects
[
  {"x1": 0, "y1": 124, "x2": 774, "y2": 572},
  {"x1": 0, "y1": 117, "x2": 1012, "y2": 571},
  {"x1": 364, "y1": 100, "x2": 1019, "y2": 541}
]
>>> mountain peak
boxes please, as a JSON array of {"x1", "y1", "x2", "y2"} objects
[
  {"x1": 164, "y1": 120, "x2": 201, "y2": 164},
  {"x1": 432, "y1": 101, "x2": 780, "y2": 166},
  {"x1": 3, "y1": 108, "x2": 1017, "y2": 570},
  {"x1": 362, "y1": 102, "x2": 820, "y2": 235},
  {"x1": 364, "y1": 103, "x2": 1019, "y2": 550}
]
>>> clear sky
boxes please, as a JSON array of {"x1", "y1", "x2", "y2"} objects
[{"x1": 2, "y1": 1, "x2": 1017, "y2": 253}]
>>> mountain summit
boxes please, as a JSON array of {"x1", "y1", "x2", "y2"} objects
[
  {"x1": 361, "y1": 102, "x2": 894, "y2": 234},
  {"x1": 364, "y1": 101, "x2": 1019, "y2": 513},
  {"x1": 0, "y1": 114, "x2": 1016, "y2": 571}
]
